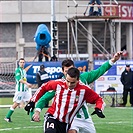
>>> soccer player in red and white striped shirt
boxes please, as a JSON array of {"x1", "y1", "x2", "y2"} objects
[{"x1": 30, "y1": 67, "x2": 105, "y2": 133}]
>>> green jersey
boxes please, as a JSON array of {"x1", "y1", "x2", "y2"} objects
[
  {"x1": 35, "y1": 60, "x2": 113, "y2": 118},
  {"x1": 15, "y1": 67, "x2": 27, "y2": 92}
]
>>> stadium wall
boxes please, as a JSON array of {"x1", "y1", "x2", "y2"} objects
[{"x1": 0, "y1": 0, "x2": 132, "y2": 62}]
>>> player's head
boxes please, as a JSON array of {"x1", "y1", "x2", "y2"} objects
[
  {"x1": 62, "y1": 59, "x2": 74, "y2": 77},
  {"x1": 18, "y1": 58, "x2": 25, "y2": 68},
  {"x1": 40, "y1": 64, "x2": 45, "y2": 71},
  {"x1": 66, "y1": 67, "x2": 80, "y2": 89}
]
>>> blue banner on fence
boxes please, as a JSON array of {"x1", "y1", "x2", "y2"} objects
[
  {"x1": 94, "y1": 60, "x2": 133, "y2": 94},
  {"x1": 24, "y1": 61, "x2": 88, "y2": 84},
  {"x1": 94, "y1": 61, "x2": 117, "y2": 75}
]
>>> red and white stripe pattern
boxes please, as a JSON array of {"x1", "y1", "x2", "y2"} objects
[
  {"x1": 48, "y1": 84, "x2": 85, "y2": 124},
  {"x1": 31, "y1": 80, "x2": 104, "y2": 124}
]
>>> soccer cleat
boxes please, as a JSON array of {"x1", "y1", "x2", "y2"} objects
[
  {"x1": 30, "y1": 118, "x2": 34, "y2": 122},
  {"x1": 4, "y1": 117, "x2": 12, "y2": 122}
]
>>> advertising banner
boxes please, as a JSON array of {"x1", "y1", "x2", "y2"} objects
[
  {"x1": 94, "y1": 60, "x2": 133, "y2": 94},
  {"x1": 103, "y1": 2, "x2": 133, "y2": 20},
  {"x1": 24, "y1": 60, "x2": 88, "y2": 84}
]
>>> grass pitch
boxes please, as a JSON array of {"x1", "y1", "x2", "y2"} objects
[{"x1": 0, "y1": 107, "x2": 133, "y2": 133}]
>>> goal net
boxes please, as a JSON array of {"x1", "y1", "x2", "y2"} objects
[
  {"x1": 0, "y1": 62, "x2": 16, "y2": 96},
  {"x1": 0, "y1": 62, "x2": 38, "y2": 98}
]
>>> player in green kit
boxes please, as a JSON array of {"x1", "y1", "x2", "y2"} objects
[
  {"x1": 4, "y1": 58, "x2": 32, "y2": 122},
  {"x1": 26, "y1": 51, "x2": 122, "y2": 133}
]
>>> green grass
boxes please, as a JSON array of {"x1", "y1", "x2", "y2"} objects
[
  {"x1": 0, "y1": 97, "x2": 13, "y2": 105},
  {"x1": 93, "y1": 107, "x2": 133, "y2": 133},
  {"x1": 0, "y1": 107, "x2": 133, "y2": 133},
  {"x1": 0, "y1": 107, "x2": 45, "y2": 133}
]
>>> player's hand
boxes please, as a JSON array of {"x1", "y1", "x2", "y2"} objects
[
  {"x1": 91, "y1": 108, "x2": 105, "y2": 118},
  {"x1": 32, "y1": 111, "x2": 40, "y2": 122},
  {"x1": 111, "y1": 51, "x2": 123, "y2": 63},
  {"x1": 27, "y1": 83, "x2": 32, "y2": 88},
  {"x1": 24, "y1": 101, "x2": 35, "y2": 115}
]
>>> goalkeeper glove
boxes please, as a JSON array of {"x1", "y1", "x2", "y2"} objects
[
  {"x1": 91, "y1": 108, "x2": 105, "y2": 118},
  {"x1": 24, "y1": 101, "x2": 35, "y2": 115}
]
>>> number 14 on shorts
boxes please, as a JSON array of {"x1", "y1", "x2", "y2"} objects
[{"x1": 46, "y1": 121, "x2": 54, "y2": 129}]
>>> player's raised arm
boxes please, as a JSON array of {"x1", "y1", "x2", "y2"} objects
[
  {"x1": 80, "y1": 51, "x2": 123, "y2": 84},
  {"x1": 110, "y1": 51, "x2": 123, "y2": 63}
]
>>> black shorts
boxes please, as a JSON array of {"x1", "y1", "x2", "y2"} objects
[{"x1": 44, "y1": 116, "x2": 67, "y2": 133}]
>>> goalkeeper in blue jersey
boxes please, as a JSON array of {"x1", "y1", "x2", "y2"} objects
[
  {"x1": 4, "y1": 58, "x2": 32, "y2": 122},
  {"x1": 29, "y1": 51, "x2": 122, "y2": 133}
]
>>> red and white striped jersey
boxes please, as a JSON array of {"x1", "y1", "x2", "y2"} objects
[{"x1": 31, "y1": 79, "x2": 104, "y2": 124}]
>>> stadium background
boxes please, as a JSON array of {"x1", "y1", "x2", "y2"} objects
[
  {"x1": 0, "y1": 0, "x2": 133, "y2": 108},
  {"x1": 0, "y1": 0, "x2": 133, "y2": 102}
]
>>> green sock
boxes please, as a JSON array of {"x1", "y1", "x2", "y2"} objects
[
  {"x1": 30, "y1": 111, "x2": 34, "y2": 120},
  {"x1": 6, "y1": 110, "x2": 14, "y2": 118}
]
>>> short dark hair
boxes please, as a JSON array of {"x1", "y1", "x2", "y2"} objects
[
  {"x1": 62, "y1": 59, "x2": 74, "y2": 71},
  {"x1": 67, "y1": 67, "x2": 80, "y2": 80},
  {"x1": 19, "y1": 58, "x2": 25, "y2": 62},
  {"x1": 40, "y1": 64, "x2": 45, "y2": 70}
]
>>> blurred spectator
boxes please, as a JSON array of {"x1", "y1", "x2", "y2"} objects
[
  {"x1": 50, "y1": 55, "x2": 58, "y2": 61},
  {"x1": 38, "y1": 46, "x2": 50, "y2": 62},
  {"x1": 120, "y1": 64, "x2": 133, "y2": 107},
  {"x1": 89, "y1": 0, "x2": 102, "y2": 16},
  {"x1": 36, "y1": 64, "x2": 50, "y2": 107},
  {"x1": 36, "y1": 64, "x2": 50, "y2": 87}
]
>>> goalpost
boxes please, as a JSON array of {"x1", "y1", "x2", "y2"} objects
[
  {"x1": 0, "y1": 62, "x2": 16, "y2": 107},
  {"x1": 0, "y1": 62, "x2": 16, "y2": 94},
  {"x1": 0, "y1": 62, "x2": 37, "y2": 108}
]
